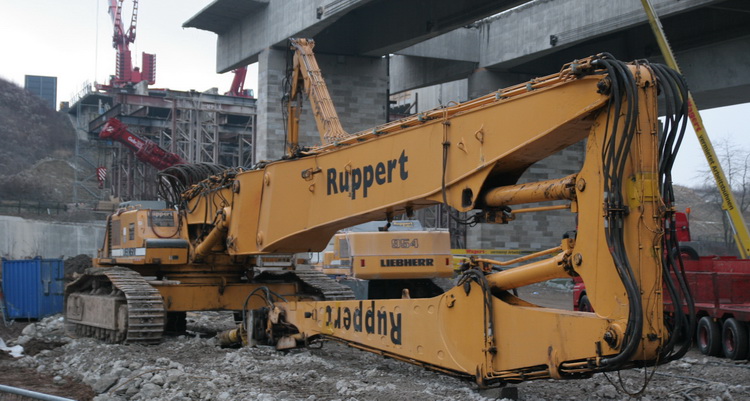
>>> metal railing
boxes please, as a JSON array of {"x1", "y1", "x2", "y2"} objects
[
  {"x1": 0, "y1": 384, "x2": 76, "y2": 401},
  {"x1": 0, "y1": 201, "x2": 68, "y2": 216}
]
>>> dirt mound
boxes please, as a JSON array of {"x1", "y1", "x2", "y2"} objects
[
  {"x1": 64, "y1": 254, "x2": 93, "y2": 281},
  {"x1": 0, "y1": 363, "x2": 96, "y2": 400},
  {"x1": 0, "y1": 158, "x2": 77, "y2": 204},
  {"x1": 22, "y1": 338, "x2": 66, "y2": 356}
]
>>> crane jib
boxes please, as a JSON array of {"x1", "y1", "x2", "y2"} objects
[{"x1": 326, "y1": 150, "x2": 409, "y2": 199}]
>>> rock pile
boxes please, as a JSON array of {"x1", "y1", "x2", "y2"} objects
[
  {"x1": 4, "y1": 309, "x2": 749, "y2": 400},
  {"x1": 10, "y1": 313, "x2": 493, "y2": 401},
  {"x1": 64, "y1": 254, "x2": 93, "y2": 281},
  {"x1": 14, "y1": 315, "x2": 69, "y2": 348}
]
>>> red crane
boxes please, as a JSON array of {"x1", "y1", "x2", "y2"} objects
[
  {"x1": 225, "y1": 67, "x2": 254, "y2": 98},
  {"x1": 106, "y1": 0, "x2": 156, "y2": 87},
  {"x1": 100, "y1": 118, "x2": 184, "y2": 170}
]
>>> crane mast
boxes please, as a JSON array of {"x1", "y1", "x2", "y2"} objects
[
  {"x1": 105, "y1": 0, "x2": 155, "y2": 88},
  {"x1": 640, "y1": 0, "x2": 750, "y2": 258}
]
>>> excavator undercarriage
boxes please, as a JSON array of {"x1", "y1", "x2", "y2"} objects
[
  {"x1": 64, "y1": 266, "x2": 355, "y2": 344},
  {"x1": 65, "y1": 267, "x2": 165, "y2": 344}
]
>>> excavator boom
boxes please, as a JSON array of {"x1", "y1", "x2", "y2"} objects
[
  {"x1": 286, "y1": 38, "x2": 349, "y2": 154},
  {"x1": 216, "y1": 59, "x2": 625, "y2": 254},
  {"x1": 180, "y1": 54, "x2": 694, "y2": 385},
  {"x1": 75, "y1": 41, "x2": 695, "y2": 388}
]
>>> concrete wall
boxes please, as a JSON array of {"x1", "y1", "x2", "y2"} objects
[
  {"x1": 0, "y1": 216, "x2": 105, "y2": 259},
  {"x1": 411, "y1": 80, "x2": 469, "y2": 112},
  {"x1": 466, "y1": 142, "x2": 585, "y2": 252},
  {"x1": 256, "y1": 48, "x2": 387, "y2": 160}
]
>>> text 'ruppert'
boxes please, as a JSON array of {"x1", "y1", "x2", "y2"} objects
[{"x1": 326, "y1": 150, "x2": 409, "y2": 199}]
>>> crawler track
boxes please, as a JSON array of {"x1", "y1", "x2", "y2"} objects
[
  {"x1": 65, "y1": 267, "x2": 165, "y2": 344},
  {"x1": 65, "y1": 267, "x2": 351, "y2": 345},
  {"x1": 256, "y1": 268, "x2": 356, "y2": 301}
]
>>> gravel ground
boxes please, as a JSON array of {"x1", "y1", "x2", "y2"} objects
[{"x1": 1, "y1": 284, "x2": 749, "y2": 400}]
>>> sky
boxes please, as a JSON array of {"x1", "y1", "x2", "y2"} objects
[
  {"x1": 670, "y1": 104, "x2": 750, "y2": 188},
  {"x1": 0, "y1": 1, "x2": 748, "y2": 188}
]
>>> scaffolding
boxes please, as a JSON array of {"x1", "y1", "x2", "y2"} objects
[{"x1": 68, "y1": 86, "x2": 256, "y2": 203}]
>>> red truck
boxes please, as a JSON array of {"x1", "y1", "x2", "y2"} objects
[{"x1": 574, "y1": 212, "x2": 750, "y2": 360}]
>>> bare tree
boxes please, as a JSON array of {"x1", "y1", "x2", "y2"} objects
[{"x1": 699, "y1": 137, "x2": 750, "y2": 213}]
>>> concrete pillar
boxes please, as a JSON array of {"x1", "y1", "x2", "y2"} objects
[
  {"x1": 256, "y1": 47, "x2": 287, "y2": 161},
  {"x1": 256, "y1": 47, "x2": 388, "y2": 161}
]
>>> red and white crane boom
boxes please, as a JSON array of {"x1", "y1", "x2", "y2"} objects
[{"x1": 100, "y1": 118, "x2": 184, "y2": 170}]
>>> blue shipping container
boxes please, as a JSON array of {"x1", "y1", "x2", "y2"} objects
[{"x1": 1, "y1": 258, "x2": 64, "y2": 319}]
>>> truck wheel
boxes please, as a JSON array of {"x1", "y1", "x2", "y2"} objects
[
  {"x1": 677, "y1": 246, "x2": 699, "y2": 261},
  {"x1": 578, "y1": 295, "x2": 593, "y2": 313},
  {"x1": 696, "y1": 316, "x2": 721, "y2": 356},
  {"x1": 722, "y1": 318, "x2": 749, "y2": 360}
]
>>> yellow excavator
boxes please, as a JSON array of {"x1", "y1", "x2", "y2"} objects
[
  {"x1": 66, "y1": 39, "x2": 695, "y2": 387},
  {"x1": 318, "y1": 220, "x2": 454, "y2": 299}
]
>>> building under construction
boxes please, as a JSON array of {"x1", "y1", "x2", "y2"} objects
[
  {"x1": 66, "y1": 83, "x2": 256, "y2": 203},
  {"x1": 62, "y1": 0, "x2": 256, "y2": 205}
]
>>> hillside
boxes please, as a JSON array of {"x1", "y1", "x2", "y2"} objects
[{"x1": 0, "y1": 78, "x2": 77, "y2": 202}]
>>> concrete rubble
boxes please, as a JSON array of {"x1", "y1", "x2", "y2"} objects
[
  {"x1": 3, "y1": 310, "x2": 749, "y2": 401},
  {"x1": 10, "y1": 312, "x2": 493, "y2": 401}
]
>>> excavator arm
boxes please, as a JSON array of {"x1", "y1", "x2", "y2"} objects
[
  {"x1": 182, "y1": 53, "x2": 694, "y2": 385},
  {"x1": 212, "y1": 59, "x2": 648, "y2": 254},
  {"x1": 285, "y1": 38, "x2": 349, "y2": 155}
]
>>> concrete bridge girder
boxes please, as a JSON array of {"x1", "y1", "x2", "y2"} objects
[
  {"x1": 389, "y1": 0, "x2": 750, "y2": 109},
  {"x1": 389, "y1": 0, "x2": 716, "y2": 69},
  {"x1": 395, "y1": 26, "x2": 480, "y2": 62},
  {"x1": 476, "y1": 0, "x2": 718, "y2": 70},
  {"x1": 186, "y1": 0, "x2": 530, "y2": 73},
  {"x1": 669, "y1": 35, "x2": 750, "y2": 110},
  {"x1": 389, "y1": 55, "x2": 477, "y2": 95}
]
